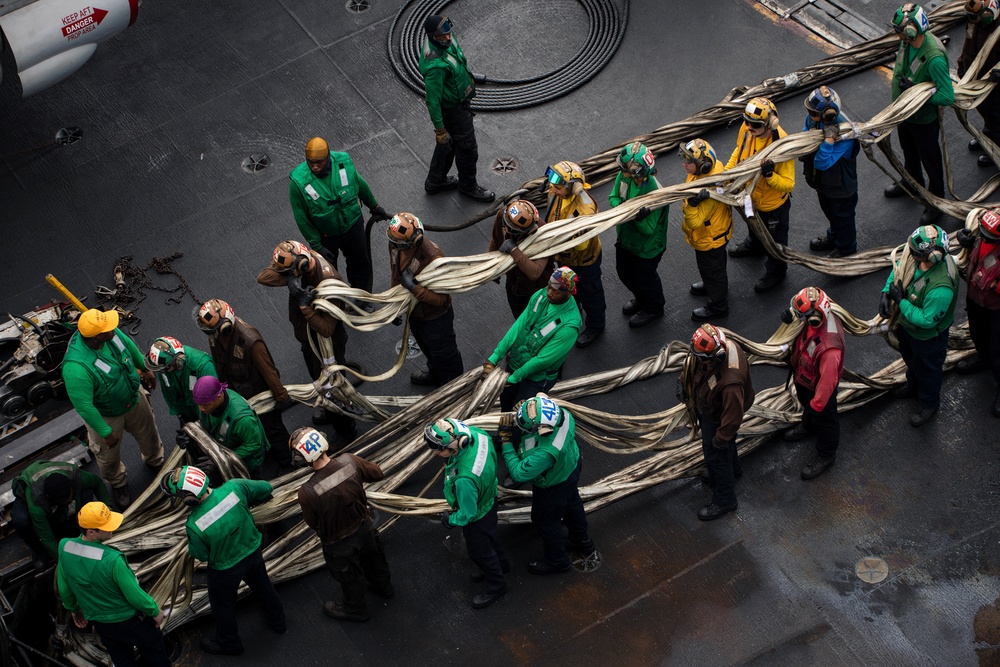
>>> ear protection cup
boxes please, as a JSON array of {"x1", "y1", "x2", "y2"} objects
[
  {"x1": 218, "y1": 320, "x2": 233, "y2": 336},
  {"x1": 294, "y1": 254, "x2": 310, "y2": 274},
  {"x1": 822, "y1": 107, "x2": 838, "y2": 125},
  {"x1": 698, "y1": 159, "x2": 712, "y2": 175},
  {"x1": 927, "y1": 245, "x2": 944, "y2": 264},
  {"x1": 904, "y1": 22, "x2": 918, "y2": 40}
]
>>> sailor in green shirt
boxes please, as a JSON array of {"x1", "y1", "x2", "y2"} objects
[
  {"x1": 11, "y1": 461, "x2": 112, "y2": 565},
  {"x1": 884, "y1": 4, "x2": 955, "y2": 225},
  {"x1": 146, "y1": 335, "x2": 217, "y2": 426},
  {"x1": 483, "y1": 267, "x2": 582, "y2": 413},
  {"x1": 56, "y1": 502, "x2": 169, "y2": 667},
  {"x1": 191, "y1": 376, "x2": 270, "y2": 475},
  {"x1": 880, "y1": 224, "x2": 958, "y2": 427},
  {"x1": 418, "y1": 15, "x2": 494, "y2": 202},
  {"x1": 289, "y1": 137, "x2": 389, "y2": 294},
  {"x1": 161, "y1": 466, "x2": 285, "y2": 656},
  {"x1": 426, "y1": 418, "x2": 508, "y2": 609},
  {"x1": 61, "y1": 309, "x2": 165, "y2": 510},
  {"x1": 499, "y1": 396, "x2": 596, "y2": 576}
]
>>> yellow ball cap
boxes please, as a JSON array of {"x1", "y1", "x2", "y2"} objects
[
  {"x1": 77, "y1": 501, "x2": 124, "y2": 531},
  {"x1": 305, "y1": 137, "x2": 329, "y2": 160},
  {"x1": 77, "y1": 309, "x2": 119, "y2": 338}
]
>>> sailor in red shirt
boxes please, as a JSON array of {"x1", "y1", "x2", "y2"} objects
[
  {"x1": 781, "y1": 287, "x2": 845, "y2": 480},
  {"x1": 956, "y1": 208, "x2": 1000, "y2": 416}
]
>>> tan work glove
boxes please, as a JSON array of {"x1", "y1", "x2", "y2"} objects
[
  {"x1": 481, "y1": 361, "x2": 496, "y2": 379},
  {"x1": 435, "y1": 127, "x2": 451, "y2": 145}
]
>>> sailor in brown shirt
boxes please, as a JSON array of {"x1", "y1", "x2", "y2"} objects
[
  {"x1": 197, "y1": 299, "x2": 291, "y2": 465},
  {"x1": 679, "y1": 324, "x2": 755, "y2": 521},
  {"x1": 487, "y1": 199, "x2": 553, "y2": 319},
  {"x1": 256, "y1": 240, "x2": 359, "y2": 442},
  {"x1": 386, "y1": 212, "x2": 464, "y2": 387},
  {"x1": 292, "y1": 427, "x2": 393, "y2": 623}
]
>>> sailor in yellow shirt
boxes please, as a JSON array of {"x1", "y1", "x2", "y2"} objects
[{"x1": 726, "y1": 97, "x2": 795, "y2": 293}]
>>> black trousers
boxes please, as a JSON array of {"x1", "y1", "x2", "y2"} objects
[
  {"x1": 505, "y1": 279, "x2": 533, "y2": 320},
  {"x1": 530, "y1": 459, "x2": 593, "y2": 568},
  {"x1": 817, "y1": 192, "x2": 858, "y2": 255},
  {"x1": 615, "y1": 243, "x2": 665, "y2": 314},
  {"x1": 321, "y1": 218, "x2": 373, "y2": 293},
  {"x1": 794, "y1": 382, "x2": 840, "y2": 459},
  {"x1": 300, "y1": 336, "x2": 357, "y2": 440},
  {"x1": 427, "y1": 102, "x2": 479, "y2": 191},
  {"x1": 743, "y1": 198, "x2": 791, "y2": 278},
  {"x1": 410, "y1": 308, "x2": 464, "y2": 384},
  {"x1": 699, "y1": 414, "x2": 741, "y2": 507},
  {"x1": 463, "y1": 504, "x2": 508, "y2": 595},
  {"x1": 694, "y1": 244, "x2": 729, "y2": 311},
  {"x1": 569, "y1": 251, "x2": 606, "y2": 331},
  {"x1": 322, "y1": 519, "x2": 392, "y2": 615},
  {"x1": 897, "y1": 327, "x2": 949, "y2": 411},
  {"x1": 206, "y1": 547, "x2": 286, "y2": 652},
  {"x1": 93, "y1": 615, "x2": 170, "y2": 667},
  {"x1": 967, "y1": 299, "x2": 1000, "y2": 386},
  {"x1": 897, "y1": 119, "x2": 945, "y2": 199},
  {"x1": 978, "y1": 87, "x2": 1000, "y2": 142},
  {"x1": 258, "y1": 410, "x2": 291, "y2": 466}
]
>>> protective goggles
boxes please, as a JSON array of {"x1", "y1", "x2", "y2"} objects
[
  {"x1": 545, "y1": 166, "x2": 567, "y2": 187},
  {"x1": 744, "y1": 117, "x2": 766, "y2": 129},
  {"x1": 621, "y1": 161, "x2": 646, "y2": 177},
  {"x1": 432, "y1": 16, "x2": 452, "y2": 36}
]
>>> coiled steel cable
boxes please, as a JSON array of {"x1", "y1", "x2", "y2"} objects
[{"x1": 388, "y1": 0, "x2": 629, "y2": 111}]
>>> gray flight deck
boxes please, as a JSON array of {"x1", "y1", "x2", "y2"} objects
[{"x1": 2, "y1": 0, "x2": 1000, "y2": 665}]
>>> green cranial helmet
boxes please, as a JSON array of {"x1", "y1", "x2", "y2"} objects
[
  {"x1": 159, "y1": 466, "x2": 210, "y2": 501},
  {"x1": 891, "y1": 3, "x2": 929, "y2": 39},
  {"x1": 908, "y1": 224, "x2": 948, "y2": 263},
  {"x1": 616, "y1": 141, "x2": 656, "y2": 178}
]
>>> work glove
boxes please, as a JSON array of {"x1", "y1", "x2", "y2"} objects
[
  {"x1": 991, "y1": 68, "x2": 1000, "y2": 83},
  {"x1": 275, "y1": 397, "x2": 295, "y2": 412},
  {"x1": 400, "y1": 269, "x2": 418, "y2": 292},
  {"x1": 369, "y1": 205, "x2": 390, "y2": 223},
  {"x1": 823, "y1": 123, "x2": 840, "y2": 142},
  {"x1": 194, "y1": 457, "x2": 219, "y2": 480},
  {"x1": 712, "y1": 436, "x2": 731, "y2": 450},
  {"x1": 140, "y1": 370, "x2": 157, "y2": 392},
  {"x1": 957, "y1": 228, "x2": 977, "y2": 249},
  {"x1": 319, "y1": 247, "x2": 338, "y2": 267},
  {"x1": 435, "y1": 128, "x2": 451, "y2": 145},
  {"x1": 440, "y1": 511, "x2": 454, "y2": 529},
  {"x1": 175, "y1": 429, "x2": 192, "y2": 449},
  {"x1": 780, "y1": 308, "x2": 795, "y2": 325},
  {"x1": 287, "y1": 275, "x2": 315, "y2": 308},
  {"x1": 481, "y1": 361, "x2": 496, "y2": 379},
  {"x1": 878, "y1": 293, "x2": 892, "y2": 319},
  {"x1": 688, "y1": 189, "x2": 711, "y2": 206},
  {"x1": 392, "y1": 315, "x2": 403, "y2": 326},
  {"x1": 898, "y1": 76, "x2": 913, "y2": 91},
  {"x1": 497, "y1": 412, "x2": 515, "y2": 442},
  {"x1": 634, "y1": 206, "x2": 651, "y2": 220},
  {"x1": 760, "y1": 160, "x2": 775, "y2": 178},
  {"x1": 499, "y1": 239, "x2": 517, "y2": 254},
  {"x1": 888, "y1": 281, "x2": 906, "y2": 305},
  {"x1": 675, "y1": 378, "x2": 688, "y2": 404}
]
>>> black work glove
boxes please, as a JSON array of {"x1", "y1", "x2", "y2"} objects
[
  {"x1": 400, "y1": 268, "x2": 417, "y2": 292},
  {"x1": 392, "y1": 315, "x2": 403, "y2": 326},
  {"x1": 878, "y1": 293, "x2": 892, "y2": 319},
  {"x1": 990, "y1": 68, "x2": 1000, "y2": 84},
  {"x1": 635, "y1": 206, "x2": 651, "y2": 220},
  {"x1": 499, "y1": 239, "x2": 517, "y2": 254},
  {"x1": 888, "y1": 281, "x2": 906, "y2": 305},
  {"x1": 318, "y1": 247, "x2": 338, "y2": 266},
  {"x1": 175, "y1": 429, "x2": 192, "y2": 449},
  {"x1": 675, "y1": 378, "x2": 688, "y2": 404},
  {"x1": 275, "y1": 397, "x2": 295, "y2": 412},
  {"x1": 822, "y1": 123, "x2": 840, "y2": 142},
  {"x1": 761, "y1": 159, "x2": 775, "y2": 178},
  {"x1": 688, "y1": 189, "x2": 710, "y2": 206},
  {"x1": 780, "y1": 308, "x2": 795, "y2": 325},
  {"x1": 440, "y1": 511, "x2": 454, "y2": 529},
  {"x1": 369, "y1": 205, "x2": 390, "y2": 223},
  {"x1": 898, "y1": 76, "x2": 913, "y2": 91},
  {"x1": 712, "y1": 437, "x2": 731, "y2": 450},
  {"x1": 287, "y1": 275, "x2": 315, "y2": 308},
  {"x1": 957, "y1": 228, "x2": 976, "y2": 249}
]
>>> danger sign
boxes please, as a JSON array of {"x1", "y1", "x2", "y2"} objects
[{"x1": 61, "y1": 7, "x2": 109, "y2": 39}]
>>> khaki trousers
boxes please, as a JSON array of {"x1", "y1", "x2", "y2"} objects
[{"x1": 84, "y1": 389, "x2": 164, "y2": 488}]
